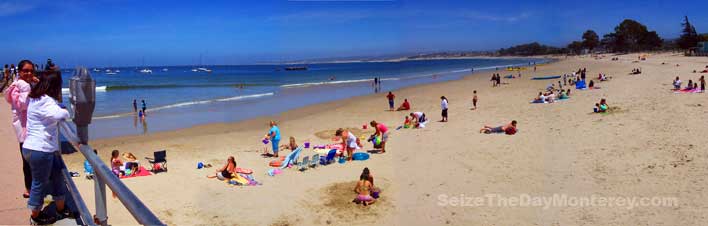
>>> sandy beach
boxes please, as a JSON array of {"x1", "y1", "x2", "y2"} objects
[{"x1": 4, "y1": 53, "x2": 708, "y2": 225}]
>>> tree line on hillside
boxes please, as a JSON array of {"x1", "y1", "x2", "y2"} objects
[{"x1": 497, "y1": 17, "x2": 707, "y2": 56}]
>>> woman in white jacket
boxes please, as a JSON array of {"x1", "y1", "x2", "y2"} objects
[
  {"x1": 4, "y1": 60, "x2": 38, "y2": 198},
  {"x1": 22, "y1": 69, "x2": 72, "y2": 224}
]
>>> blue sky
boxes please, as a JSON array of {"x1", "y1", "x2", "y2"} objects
[{"x1": 1, "y1": 0, "x2": 707, "y2": 67}]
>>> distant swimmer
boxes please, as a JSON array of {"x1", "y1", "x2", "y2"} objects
[
  {"x1": 330, "y1": 76, "x2": 336, "y2": 81},
  {"x1": 141, "y1": 99, "x2": 147, "y2": 114}
]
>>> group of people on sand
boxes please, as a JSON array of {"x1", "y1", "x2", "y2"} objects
[
  {"x1": 110, "y1": 150, "x2": 141, "y2": 177},
  {"x1": 132, "y1": 99, "x2": 147, "y2": 118},
  {"x1": 631, "y1": 68, "x2": 642, "y2": 75},
  {"x1": 490, "y1": 73, "x2": 502, "y2": 87},
  {"x1": 594, "y1": 98, "x2": 609, "y2": 113},
  {"x1": 387, "y1": 91, "x2": 411, "y2": 111},
  {"x1": 533, "y1": 88, "x2": 570, "y2": 103},
  {"x1": 4, "y1": 59, "x2": 76, "y2": 224},
  {"x1": 673, "y1": 76, "x2": 706, "y2": 91}
]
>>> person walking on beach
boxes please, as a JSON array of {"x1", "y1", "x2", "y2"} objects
[
  {"x1": 440, "y1": 96, "x2": 449, "y2": 122},
  {"x1": 23, "y1": 69, "x2": 73, "y2": 224},
  {"x1": 700, "y1": 76, "x2": 705, "y2": 92},
  {"x1": 472, "y1": 90, "x2": 478, "y2": 110},
  {"x1": 5, "y1": 60, "x2": 38, "y2": 199},
  {"x1": 141, "y1": 99, "x2": 146, "y2": 114},
  {"x1": 386, "y1": 92, "x2": 395, "y2": 111},
  {"x1": 132, "y1": 99, "x2": 137, "y2": 112},
  {"x1": 265, "y1": 121, "x2": 281, "y2": 157}
]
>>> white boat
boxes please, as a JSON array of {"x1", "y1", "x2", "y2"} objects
[
  {"x1": 106, "y1": 72, "x2": 117, "y2": 75},
  {"x1": 105, "y1": 69, "x2": 112, "y2": 73},
  {"x1": 139, "y1": 69, "x2": 152, "y2": 74},
  {"x1": 115, "y1": 70, "x2": 121, "y2": 73},
  {"x1": 92, "y1": 68, "x2": 101, "y2": 72},
  {"x1": 162, "y1": 68, "x2": 168, "y2": 72},
  {"x1": 192, "y1": 54, "x2": 211, "y2": 72}
]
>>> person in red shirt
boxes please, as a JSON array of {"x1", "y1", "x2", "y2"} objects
[
  {"x1": 386, "y1": 92, "x2": 395, "y2": 111},
  {"x1": 396, "y1": 98, "x2": 410, "y2": 111}
]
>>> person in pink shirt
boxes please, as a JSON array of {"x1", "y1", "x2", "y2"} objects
[
  {"x1": 369, "y1": 120, "x2": 389, "y2": 153},
  {"x1": 4, "y1": 59, "x2": 38, "y2": 198}
]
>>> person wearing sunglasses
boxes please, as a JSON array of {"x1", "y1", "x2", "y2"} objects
[{"x1": 4, "y1": 60, "x2": 39, "y2": 200}]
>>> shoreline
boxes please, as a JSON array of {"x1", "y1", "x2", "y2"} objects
[
  {"x1": 89, "y1": 57, "x2": 560, "y2": 145},
  {"x1": 86, "y1": 57, "x2": 549, "y2": 140}
]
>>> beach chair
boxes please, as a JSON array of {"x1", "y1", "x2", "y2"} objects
[
  {"x1": 280, "y1": 147, "x2": 302, "y2": 169},
  {"x1": 299, "y1": 156, "x2": 309, "y2": 171},
  {"x1": 321, "y1": 149, "x2": 337, "y2": 165},
  {"x1": 310, "y1": 154, "x2": 319, "y2": 168},
  {"x1": 145, "y1": 150, "x2": 167, "y2": 173}
]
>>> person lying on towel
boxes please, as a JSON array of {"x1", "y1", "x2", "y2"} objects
[{"x1": 480, "y1": 120, "x2": 517, "y2": 135}]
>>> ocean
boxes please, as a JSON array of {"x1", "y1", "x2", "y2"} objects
[{"x1": 59, "y1": 58, "x2": 547, "y2": 139}]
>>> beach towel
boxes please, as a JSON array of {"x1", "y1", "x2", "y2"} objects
[
  {"x1": 280, "y1": 147, "x2": 303, "y2": 169},
  {"x1": 673, "y1": 89, "x2": 703, "y2": 94},
  {"x1": 575, "y1": 80, "x2": 587, "y2": 89},
  {"x1": 531, "y1": 75, "x2": 561, "y2": 80},
  {"x1": 119, "y1": 166, "x2": 152, "y2": 179}
]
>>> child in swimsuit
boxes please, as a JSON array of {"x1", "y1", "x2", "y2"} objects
[{"x1": 354, "y1": 174, "x2": 375, "y2": 206}]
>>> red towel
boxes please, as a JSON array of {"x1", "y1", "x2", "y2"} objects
[{"x1": 120, "y1": 166, "x2": 152, "y2": 179}]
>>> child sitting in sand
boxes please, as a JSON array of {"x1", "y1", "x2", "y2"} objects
[
  {"x1": 207, "y1": 156, "x2": 237, "y2": 180},
  {"x1": 403, "y1": 116, "x2": 411, "y2": 128},
  {"x1": 594, "y1": 99, "x2": 608, "y2": 113},
  {"x1": 673, "y1": 77, "x2": 682, "y2": 90},
  {"x1": 279, "y1": 136, "x2": 299, "y2": 151},
  {"x1": 85, "y1": 149, "x2": 97, "y2": 179},
  {"x1": 480, "y1": 120, "x2": 517, "y2": 135},
  {"x1": 354, "y1": 171, "x2": 376, "y2": 206}
]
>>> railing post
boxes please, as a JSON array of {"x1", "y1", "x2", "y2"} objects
[{"x1": 94, "y1": 173, "x2": 108, "y2": 226}]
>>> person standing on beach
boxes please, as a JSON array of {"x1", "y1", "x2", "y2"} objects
[
  {"x1": 700, "y1": 76, "x2": 705, "y2": 92},
  {"x1": 386, "y1": 92, "x2": 395, "y2": 111},
  {"x1": 141, "y1": 99, "x2": 146, "y2": 114},
  {"x1": 132, "y1": 99, "x2": 137, "y2": 112},
  {"x1": 440, "y1": 96, "x2": 449, "y2": 122},
  {"x1": 472, "y1": 90, "x2": 478, "y2": 110},
  {"x1": 5, "y1": 60, "x2": 38, "y2": 199},
  {"x1": 265, "y1": 121, "x2": 281, "y2": 157},
  {"x1": 23, "y1": 69, "x2": 73, "y2": 224},
  {"x1": 370, "y1": 121, "x2": 389, "y2": 153}
]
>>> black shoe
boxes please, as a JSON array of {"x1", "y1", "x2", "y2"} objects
[
  {"x1": 30, "y1": 212, "x2": 56, "y2": 225},
  {"x1": 57, "y1": 207, "x2": 75, "y2": 220}
]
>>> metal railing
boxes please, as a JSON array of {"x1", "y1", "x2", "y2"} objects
[{"x1": 59, "y1": 121, "x2": 164, "y2": 226}]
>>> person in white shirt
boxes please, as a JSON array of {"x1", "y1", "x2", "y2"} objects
[
  {"x1": 440, "y1": 96, "x2": 449, "y2": 122},
  {"x1": 673, "y1": 76, "x2": 682, "y2": 90},
  {"x1": 22, "y1": 69, "x2": 72, "y2": 224}
]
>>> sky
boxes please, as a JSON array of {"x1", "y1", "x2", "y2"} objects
[{"x1": 1, "y1": 0, "x2": 707, "y2": 67}]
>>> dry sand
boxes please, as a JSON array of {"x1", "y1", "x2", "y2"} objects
[{"x1": 3, "y1": 53, "x2": 708, "y2": 225}]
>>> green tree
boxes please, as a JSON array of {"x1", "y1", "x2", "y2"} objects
[
  {"x1": 581, "y1": 30, "x2": 600, "y2": 52},
  {"x1": 601, "y1": 19, "x2": 663, "y2": 52},
  {"x1": 678, "y1": 16, "x2": 700, "y2": 49}
]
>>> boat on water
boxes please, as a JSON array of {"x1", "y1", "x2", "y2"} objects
[
  {"x1": 284, "y1": 66, "x2": 307, "y2": 71},
  {"x1": 139, "y1": 69, "x2": 153, "y2": 74},
  {"x1": 162, "y1": 68, "x2": 169, "y2": 72},
  {"x1": 192, "y1": 54, "x2": 212, "y2": 72},
  {"x1": 92, "y1": 68, "x2": 101, "y2": 72}
]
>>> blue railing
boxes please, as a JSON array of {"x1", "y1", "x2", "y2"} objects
[{"x1": 59, "y1": 121, "x2": 164, "y2": 226}]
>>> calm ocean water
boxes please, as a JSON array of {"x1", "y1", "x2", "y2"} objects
[{"x1": 59, "y1": 58, "x2": 547, "y2": 139}]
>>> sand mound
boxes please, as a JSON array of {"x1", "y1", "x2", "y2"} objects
[{"x1": 306, "y1": 181, "x2": 392, "y2": 225}]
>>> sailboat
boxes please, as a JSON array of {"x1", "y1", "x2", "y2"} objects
[
  {"x1": 139, "y1": 57, "x2": 152, "y2": 74},
  {"x1": 192, "y1": 54, "x2": 212, "y2": 73}
]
